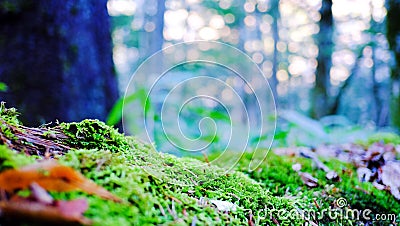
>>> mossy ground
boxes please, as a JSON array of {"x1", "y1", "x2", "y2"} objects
[
  {"x1": 1, "y1": 117, "x2": 399, "y2": 225},
  {"x1": 231, "y1": 152, "x2": 400, "y2": 225},
  {"x1": 0, "y1": 119, "x2": 305, "y2": 225}
]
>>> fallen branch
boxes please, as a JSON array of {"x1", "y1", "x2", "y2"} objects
[{"x1": 0, "y1": 117, "x2": 70, "y2": 158}]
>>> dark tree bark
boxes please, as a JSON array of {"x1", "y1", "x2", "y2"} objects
[
  {"x1": 312, "y1": 0, "x2": 333, "y2": 119},
  {"x1": 0, "y1": 0, "x2": 119, "y2": 126},
  {"x1": 387, "y1": 0, "x2": 400, "y2": 128}
]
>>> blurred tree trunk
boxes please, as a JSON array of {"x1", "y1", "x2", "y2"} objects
[
  {"x1": 371, "y1": 18, "x2": 389, "y2": 126},
  {"x1": 312, "y1": 0, "x2": 333, "y2": 119},
  {"x1": 270, "y1": 0, "x2": 280, "y2": 104},
  {"x1": 387, "y1": 0, "x2": 400, "y2": 128},
  {"x1": 138, "y1": 0, "x2": 165, "y2": 61},
  {"x1": 0, "y1": 0, "x2": 118, "y2": 126},
  {"x1": 135, "y1": 0, "x2": 165, "y2": 138}
]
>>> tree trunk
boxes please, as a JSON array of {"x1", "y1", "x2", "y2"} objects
[
  {"x1": 137, "y1": 0, "x2": 165, "y2": 62},
  {"x1": 270, "y1": 0, "x2": 280, "y2": 104},
  {"x1": 0, "y1": 0, "x2": 119, "y2": 126},
  {"x1": 312, "y1": 0, "x2": 333, "y2": 119},
  {"x1": 387, "y1": 0, "x2": 400, "y2": 129}
]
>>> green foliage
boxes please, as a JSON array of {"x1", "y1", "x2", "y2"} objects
[
  {"x1": 0, "y1": 145, "x2": 36, "y2": 171},
  {"x1": 106, "y1": 88, "x2": 150, "y2": 126},
  {"x1": 276, "y1": 111, "x2": 374, "y2": 147},
  {"x1": 390, "y1": 94, "x2": 400, "y2": 130},
  {"x1": 359, "y1": 132, "x2": 400, "y2": 145},
  {"x1": 0, "y1": 82, "x2": 7, "y2": 92}
]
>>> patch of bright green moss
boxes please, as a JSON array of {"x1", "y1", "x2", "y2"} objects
[
  {"x1": 0, "y1": 102, "x2": 21, "y2": 126},
  {"x1": 0, "y1": 102, "x2": 22, "y2": 142},
  {"x1": 360, "y1": 132, "x2": 400, "y2": 145},
  {"x1": 54, "y1": 144, "x2": 305, "y2": 225},
  {"x1": 0, "y1": 145, "x2": 36, "y2": 171},
  {"x1": 59, "y1": 119, "x2": 130, "y2": 152}
]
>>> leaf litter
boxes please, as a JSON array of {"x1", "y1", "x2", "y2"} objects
[
  {"x1": 276, "y1": 141, "x2": 400, "y2": 200},
  {"x1": 0, "y1": 159, "x2": 121, "y2": 225}
]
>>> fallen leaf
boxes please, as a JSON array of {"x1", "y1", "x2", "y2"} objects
[
  {"x1": 381, "y1": 161, "x2": 400, "y2": 200},
  {"x1": 210, "y1": 200, "x2": 237, "y2": 212},
  {"x1": 357, "y1": 167, "x2": 372, "y2": 182},
  {"x1": 298, "y1": 172, "x2": 318, "y2": 188},
  {"x1": 372, "y1": 181, "x2": 385, "y2": 190},
  {"x1": 0, "y1": 199, "x2": 91, "y2": 225},
  {"x1": 0, "y1": 160, "x2": 121, "y2": 202},
  {"x1": 326, "y1": 171, "x2": 339, "y2": 181},
  {"x1": 299, "y1": 148, "x2": 340, "y2": 181}
]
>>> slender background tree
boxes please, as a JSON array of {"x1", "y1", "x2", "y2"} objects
[
  {"x1": 387, "y1": 0, "x2": 400, "y2": 128},
  {"x1": 312, "y1": 0, "x2": 333, "y2": 119}
]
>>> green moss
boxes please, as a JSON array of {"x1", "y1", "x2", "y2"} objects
[
  {"x1": 0, "y1": 117, "x2": 304, "y2": 225},
  {"x1": 0, "y1": 102, "x2": 22, "y2": 142},
  {"x1": 3, "y1": 112, "x2": 397, "y2": 225},
  {"x1": 232, "y1": 152, "x2": 400, "y2": 225},
  {"x1": 59, "y1": 119, "x2": 130, "y2": 152},
  {"x1": 359, "y1": 132, "x2": 400, "y2": 145},
  {"x1": 0, "y1": 145, "x2": 36, "y2": 171},
  {"x1": 0, "y1": 102, "x2": 21, "y2": 126},
  {"x1": 54, "y1": 143, "x2": 304, "y2": 225}
]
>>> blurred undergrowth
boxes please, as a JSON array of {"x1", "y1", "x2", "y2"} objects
[{"x1": 107, "y1": 88, "x2": 398, "y2": 153}]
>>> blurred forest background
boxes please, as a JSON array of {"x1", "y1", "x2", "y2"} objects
[{"x1": 1, "y1": 0, "x2": 400, "y2": 149}]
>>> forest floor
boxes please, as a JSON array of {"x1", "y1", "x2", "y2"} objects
[{"x1": 0, "y1": 103, "x2": 399, "y2": 225}]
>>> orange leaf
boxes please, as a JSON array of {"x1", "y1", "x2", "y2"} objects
[{"x1": 0, "y1": 160, "x2": 121, "y2": 202}]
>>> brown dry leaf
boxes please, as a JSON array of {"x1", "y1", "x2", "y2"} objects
[
  {"x1": 2, "y1": 183, "x2": 91, "y2": 225},
  {"x1": 0, "y1": 198, "x2": 91, "y2": 225},
  {"x1": 0, "y1": 160, "x2": 121, "y2": 202},
  {"x1": 299, "y1": 148, "x2": 340, "y2": 181},
  {"x1": 298, "y1": 172, "x2": 319, "y2": 188}
]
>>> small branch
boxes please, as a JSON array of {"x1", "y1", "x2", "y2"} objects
[{"x1": 0, "y1": 118, "x2": 70, "y2": 158}]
